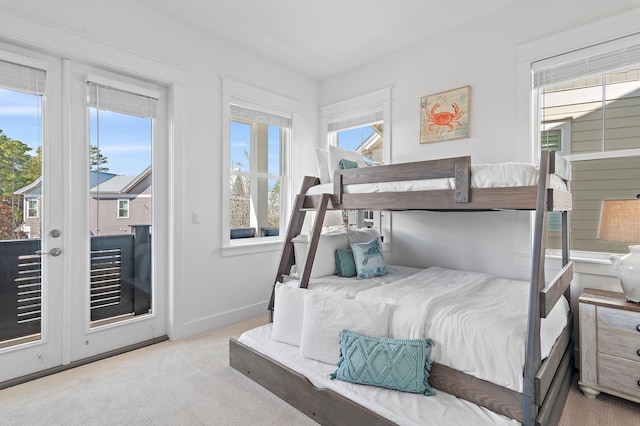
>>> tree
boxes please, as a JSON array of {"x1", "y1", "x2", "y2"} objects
[
  {"x1": 23, "y1": 146, "x2": 42, "y2": 184},
  {"x1": 90, "y1": 145, "x2": 109, "y2": 171},
  {"x1": 0, "y1": 129, "x2": 33, "y2": 236}
]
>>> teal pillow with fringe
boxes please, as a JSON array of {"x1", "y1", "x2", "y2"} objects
[
  {"x1": 338, "y1": 158, "x2": 359, "y2": 169},
  {"x1": 330, "y1": 330, "x2": 436, "y2": 396},
  {"x1": 335, "y1": 248, "x2": 357, "y2": 277}
]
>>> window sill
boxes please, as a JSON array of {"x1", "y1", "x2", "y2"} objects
[
  {"x1": 221, "y1": 238, "x2": 284, "y2": 257},
  {"x1": 545, "y1": 249, "x2": 618, "y2": 277}
]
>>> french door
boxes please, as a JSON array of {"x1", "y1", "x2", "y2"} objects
[{"x1": 0, "y1": 46, "x2": 168, "y2": 383}]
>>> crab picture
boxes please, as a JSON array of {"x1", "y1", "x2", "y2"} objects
[
  {"x1": 420, "y1": 86, "x2": 470, "y2": 143},
  {"x1": 426, "y1": 102, "x2": 464, "y2": 132}
]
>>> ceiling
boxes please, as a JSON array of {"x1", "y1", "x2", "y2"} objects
[{"x1": 141, "y1": 0, "x2": 520, "y2": 80}]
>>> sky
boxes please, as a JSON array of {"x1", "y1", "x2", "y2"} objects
[
  {"x1": 0, "y1": 88, "x2": 151, "y2": 177},
  {"x1": 229, "y1": 121, "x2": 374, "y2": 177}
]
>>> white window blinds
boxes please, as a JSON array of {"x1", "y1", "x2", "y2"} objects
[
  {"x1": 87, "y1": 81, "x2": 157, "y2": 119},
  {"x1": 0, "y1": 59, "x2": 46, "y2": 95},
  {"x1": 230, "y1": 98, "x2": 292, "y2": 128},
  {"x1": 327, "y1": 105, "x2": 383, "y2": 132},
  {"x1": 533, "y1": 43, "x2": 640, "y2": 88}
]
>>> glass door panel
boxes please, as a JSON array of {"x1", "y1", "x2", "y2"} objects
[
  {"x1": 88, "y1": 102, "x2": 153, "y2": 328},
  {"x1": 0, "y1": 49, "x2": 65, "y2": 383},
  {"x1": 0, "y1": 89, "x2": 44, "y2": 347}
]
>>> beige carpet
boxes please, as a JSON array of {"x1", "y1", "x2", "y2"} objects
[{"x1": 0, "y1": 314, "x2": 637, "y2": 425}]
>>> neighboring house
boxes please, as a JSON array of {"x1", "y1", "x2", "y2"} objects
[{"x1": 14, "y1": 167, "x2": 151, "y2": 239}]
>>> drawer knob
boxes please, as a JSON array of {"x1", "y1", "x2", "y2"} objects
[
  {"x1": 637, "y1": 324, "x2": 640, "y2": 332},
  {"x1": 638, "y1": 349, "x2": 640, "y2": 357}
]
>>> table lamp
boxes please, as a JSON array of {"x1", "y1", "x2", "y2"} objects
[{"x1": 597, "y1": 195, "x2": 640, "y2": 302}]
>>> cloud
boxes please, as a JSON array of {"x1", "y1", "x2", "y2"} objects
[{"x1": 0, "y1": 106, "x2": 40, "y2": 116}]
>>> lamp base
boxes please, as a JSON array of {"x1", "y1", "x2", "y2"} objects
[{"x1": 617, "y1": 245, "x2": 640, "y2": 303}]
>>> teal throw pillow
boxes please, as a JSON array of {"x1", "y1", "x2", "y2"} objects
[
  {"x1": 335, "y1": 248, "x2": 357, "y2": 277},
  {"x1": 351, "y1": 238, "x2": 386, "y2": 279},
  {"x1": 330, "y1": 330, "x2": 436, "y2": 396},
  {"x1": 338, "y1": 158, "x2": 359, "y2": 170}
]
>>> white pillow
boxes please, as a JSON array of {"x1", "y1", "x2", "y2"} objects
[
  {"x1": 271, "y1": 282, "x2": 306, "y2": 346},
  {"x1": 293, "y1": 231, "x2": 349, "y2": 278},
  {"x1": 328, "y1": 145, "x2": 367, "y2": 182},
  {"x1": 299, "y1": 292, "x2": 390, "y2": 365},
  {"x1": 346, "y1": 227, "x2": 380, "y2": 245},
  {"x1": 314, "y1": 148, "x2": 331, "y2": 184}
]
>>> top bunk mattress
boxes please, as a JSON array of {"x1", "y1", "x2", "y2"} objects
[{"x1": 307, "y1": 162, "x2": 569, "y2": 195}]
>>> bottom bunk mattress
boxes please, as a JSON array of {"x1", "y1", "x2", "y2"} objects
[
  {"x1": 274, "y1": 266, "x2": 570, "y2": 395},
  {"x1": 352, "y1": 267, "x2": 570, "y2": 392},
  {"x1": 238, "y1": 323, "x2": 520, "y2": 426}
]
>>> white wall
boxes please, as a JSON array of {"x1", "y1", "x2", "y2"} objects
[
  {"x1": 320, "y1": 1, "x2": 640, "y2": 282},
  {"x1": 0, "y1": 1, "x2": 319, "y2": 340}
]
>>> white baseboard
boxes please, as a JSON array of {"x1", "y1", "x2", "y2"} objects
[{"x1": 180, "y1": 301, "x2": 268, "y2": 339}]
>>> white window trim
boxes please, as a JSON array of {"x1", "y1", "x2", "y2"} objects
[
  {"x1": 221, "y1": 77, "x2": 298, "y2": 256},
  {"x1": 515, "y1": 12, "x2": 640, "y2": 269},
  {"x1": 321, "y1": 87, "x2": 392, "y2": 164},
  {"x1": 321, "y1": 88, "x2": 393, "y2": 248},
  {"x1": 26, "y1": 199, "x2": 39, "y2": 219},
  {"x1": 117, "y1": 199, "x2": 129, "y2": 219}
]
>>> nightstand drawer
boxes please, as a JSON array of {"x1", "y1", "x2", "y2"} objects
[
  {"x1": 598, "y1": 306, "x2": 640, "y2": 335},
  {"x1": 598, "y1": 328, "x2": 640, "y2": 362},
  {"x1": 598, "y1": 353, "x2": 640, "y2": 399}
]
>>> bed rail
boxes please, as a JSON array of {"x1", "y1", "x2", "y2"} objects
[
  {"x1": 540, "y1": 262, "x2": 573, "y2": 318},
  {"x1": 332, "y1": 156, "x2": 471, "y2": 205}
]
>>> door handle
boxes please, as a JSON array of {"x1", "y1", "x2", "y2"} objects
[{"x1": 36, "y1": 248, "x2": 62, "y2": 256}]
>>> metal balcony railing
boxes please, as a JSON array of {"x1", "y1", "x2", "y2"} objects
[{"x1": 0, "y1": 225, "x2": 151, "y2": 342}]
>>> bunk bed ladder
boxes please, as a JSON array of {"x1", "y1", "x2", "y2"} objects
[
  {"x1": 268, "y1": 177, "x2": 329, "y2": 319},
  {"x1": 523, "y1": 150, "x2": 573, "y2": 426}
]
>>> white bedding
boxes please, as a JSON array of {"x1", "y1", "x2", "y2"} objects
[
  {"x1": 292, "y1": 264, "x2": 423, "y2": 298},
  {"x1": 306, "y1": 162, "x2": 569, "y2": 195},
  {"x1": 353, "y1": 267, "x2": 570, "y2": 392},
  {"x1": 239, "y1": 323, "x2": 519, "y2": 426}
]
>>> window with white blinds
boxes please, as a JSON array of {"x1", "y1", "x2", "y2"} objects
[
  {"x1": 87, "y1": 80, "x2": 157, "y2": 119},
  {"x1": 0, "y1": 59, "x2": 46, "y2": 95},
  {"x1": 534, "y1": 38, "x2": 640, "y2": 254},
  {"x1": 226, "y1": 96, "x2": 292, "y2": 243}
]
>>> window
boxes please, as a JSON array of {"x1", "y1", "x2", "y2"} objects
[
  {"x1": 534, "y1": 40, "x2": 640, "y2": 254},
  {"x1": 87, "y1": 77, "x2": 155, "y2": 235},
  {"x1": 322, "y1": 88, "x2": 391, "y2": 241},
  {"x1": 118, "y1": 199, "x2": 129, "y2": 218},
  {"x1": 222, "y1": 78, "x2": 295, "y2": 249},
  {"x1": 0, "y1": 57, "x2": 44, "y2": 239},
  {"x1": 27, "y1": 199, "x2": 38, "y2": 218}
]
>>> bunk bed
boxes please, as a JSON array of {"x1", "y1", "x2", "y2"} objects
[{"x1": 229, "y1": 150, "x2": 574, "y2": 426}]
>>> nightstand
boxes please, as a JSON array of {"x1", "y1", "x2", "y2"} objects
[{"x1": 578, "y1": 288, "x2": 640, "y2": 403}]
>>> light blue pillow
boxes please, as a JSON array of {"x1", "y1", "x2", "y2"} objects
[
  {"x1": 335, "y1": 248, "x2": 357, "y2": 277},
  {"x1": 351, "y1": 238, "x2": 386, "y2": 279},
  {"x1": 338, "y1": 158, "x2": 359, "y2": 169},
  {"x1": 330, "y1": 330, "x2": 436, "y2": 396}
]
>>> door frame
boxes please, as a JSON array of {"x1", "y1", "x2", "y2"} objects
[{"x1": 0, "y1": 35, "x2": 180, "y2": 383}]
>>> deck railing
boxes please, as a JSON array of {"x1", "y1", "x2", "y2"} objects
[{"x1": 0, "y1": 225, "x2": 151, "y2": 342}]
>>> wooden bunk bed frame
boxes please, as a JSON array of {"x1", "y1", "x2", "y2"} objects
[{"x1": 229, "y1": 150, "x2": 574, "y2": 426}]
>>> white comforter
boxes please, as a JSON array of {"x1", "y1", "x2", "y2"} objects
[
  {"x1": 306, "y1": 162, "x2": 568, "y2": 195},
  {"x1": 353, "y1": 267, "x2": 570, "y2": 392}
]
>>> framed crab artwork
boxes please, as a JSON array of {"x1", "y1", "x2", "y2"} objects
[{"x1": 420, "y1": 85, "x2": 470, "y2": 143}]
